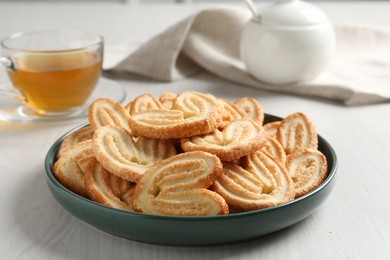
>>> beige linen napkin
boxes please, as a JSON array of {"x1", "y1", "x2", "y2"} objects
[{"x1": 108, "y1": 6, "x2": 390, "y2": 106}]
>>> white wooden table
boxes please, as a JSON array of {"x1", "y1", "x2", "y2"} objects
[{"x1": 1, "y1": 2, "x2": 390, "y2": 259}]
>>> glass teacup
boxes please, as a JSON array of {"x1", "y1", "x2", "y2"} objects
[{"x1": 0, "y1": 30, "x2": 103, "y2": 116}]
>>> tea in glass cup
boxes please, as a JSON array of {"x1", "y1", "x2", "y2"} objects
[{"x1": 0, "y1": 31, "x2": 103, "y2": 116}]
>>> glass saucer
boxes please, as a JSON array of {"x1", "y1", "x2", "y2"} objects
[{"x1": 0, "y1": 78, "x2": 126, "y2": 123}]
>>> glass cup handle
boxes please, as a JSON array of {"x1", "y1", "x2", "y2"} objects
[
  {"x1": 0, "y1": 57, "x2": 14, "y2": 70},
  {"x1": 0, "y1": 57, "x2": 24, "y2": 101}
]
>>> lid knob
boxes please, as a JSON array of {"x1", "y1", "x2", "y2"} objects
[{"x1": 245, "y1": 0, "x2": 330, "y2": 26}]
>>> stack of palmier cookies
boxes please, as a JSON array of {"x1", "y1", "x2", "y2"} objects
[{"x1": 54, "y1": 91, "x2": 328, "y2": 216}]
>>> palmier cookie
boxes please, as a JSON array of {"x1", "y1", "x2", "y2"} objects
[
  {"x1": 89, "y1": 98, "x2": 131, "y2": 131},
  {"x1": 261, "y1": 136, "x2": 287, "y2": 164},
  {"x1": 235, "y1": 97, "x2": 264, "y2": 125},
  {"x1": 53, "y1": 140, "x2": 94, "y2": 198},
  {"x1": 92, "y1": 126, "x2": 177, "y2": 182},
  {"x1": 216, "y1": 99, "x2": 248, "y2": 128},
  {"x1": 128, "y1": 91, "x2": 220, "y2": 139},
  {"x1": 212, "y1": 150, "x2": 295, "y2": 211},
  {"x1": 58, "y1": 126, "x2": 95, "y2": 158},
  {"x1": 181, "y1": 119, "x2": 267, "y2": 161},
  {"x1": 286, "y1": 148, "x2": 328, "y2": 198},
  {"x1": 263, "y1": 121, "x2": 281, "y2": 139},
  {"x1": 128, "y1": 93, "x2": 164, "y2": 115},
  {"x1": 159, "y1": 92, "x2": 177, "y2": 109},
  {"x1": 276, "y1": 112, "x2": 318, "y2": 154},
  {"x1": 84, "y1": 158, "x2": 134, "y2": 211},
  {"x1": 132, "y1": 151, "x2": 229, "y2": 216}
]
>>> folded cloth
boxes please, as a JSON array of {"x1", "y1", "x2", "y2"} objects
[{"x1": 108, "y1": 6, "x2": 390, "y2": 106}]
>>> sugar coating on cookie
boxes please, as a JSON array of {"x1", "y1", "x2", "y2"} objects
[
  {"x1": 276, "y1": 112, "x2": 318, "y2": 154},
  {"x1": 261, "y1": 136, "x2": 287, "y2": 164},
  {"x1": 92, "y1": 125, "x2": 177, "y2": 182},
  {"x1": 89, "y1": 98, "x2": 131, "y2": 131},
  {"x1": 235, "y1": 97, "x2": 264, "y2": 125},
  {"x1": 181, "y1": 119, "x2": 267, "y2": 161},
  {"x1": 132, "y1": 151, "x2": 228, "y2": 216},
  {"x1": 159, "y1": 92, "x2": 177, "y2": 109},
  {"x1": 215, "y1": 99, "x2": 248, "y2": 129},
  {"x1": 128, "y1": 93, "x2": 165, "y2": 115},
  {"x1": 129, "y1": 91, "x2": 220, "y2": 139},
  {"x1": 54, "y1": 140, "x2": 94, "y2": 198},
  {"x1": 212, "y1": 150, "x2": 295, "y2": 211},
  {"x1": 84, "y1": 158, "x2": 135, "y2": 211},
  {"x1": 58, "y1": 126, "x2": 95, "y2": 159},
  {"x1": 263, "y1": 121, "x2": 281, "y2": 139},
  {"x1": 286, "y1": 148, "x2": 328, "y2": 198}
]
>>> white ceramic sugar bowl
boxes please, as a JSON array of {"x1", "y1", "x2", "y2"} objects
[{"x1": 241, "y1": 0, "x2": 335, "y2": 85}]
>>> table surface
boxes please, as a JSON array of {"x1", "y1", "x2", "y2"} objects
[{"x1": 1, "y1": 1, "x2": 390, "y2": 260}]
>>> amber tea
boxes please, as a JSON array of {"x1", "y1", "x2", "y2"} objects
[{"x1": 8, "y1": 52, "x2": 102, "y2": 112}]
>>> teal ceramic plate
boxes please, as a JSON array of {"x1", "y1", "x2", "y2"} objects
[{"x1": 44, "y1": 114, "x2": 337, "y2": 246}]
